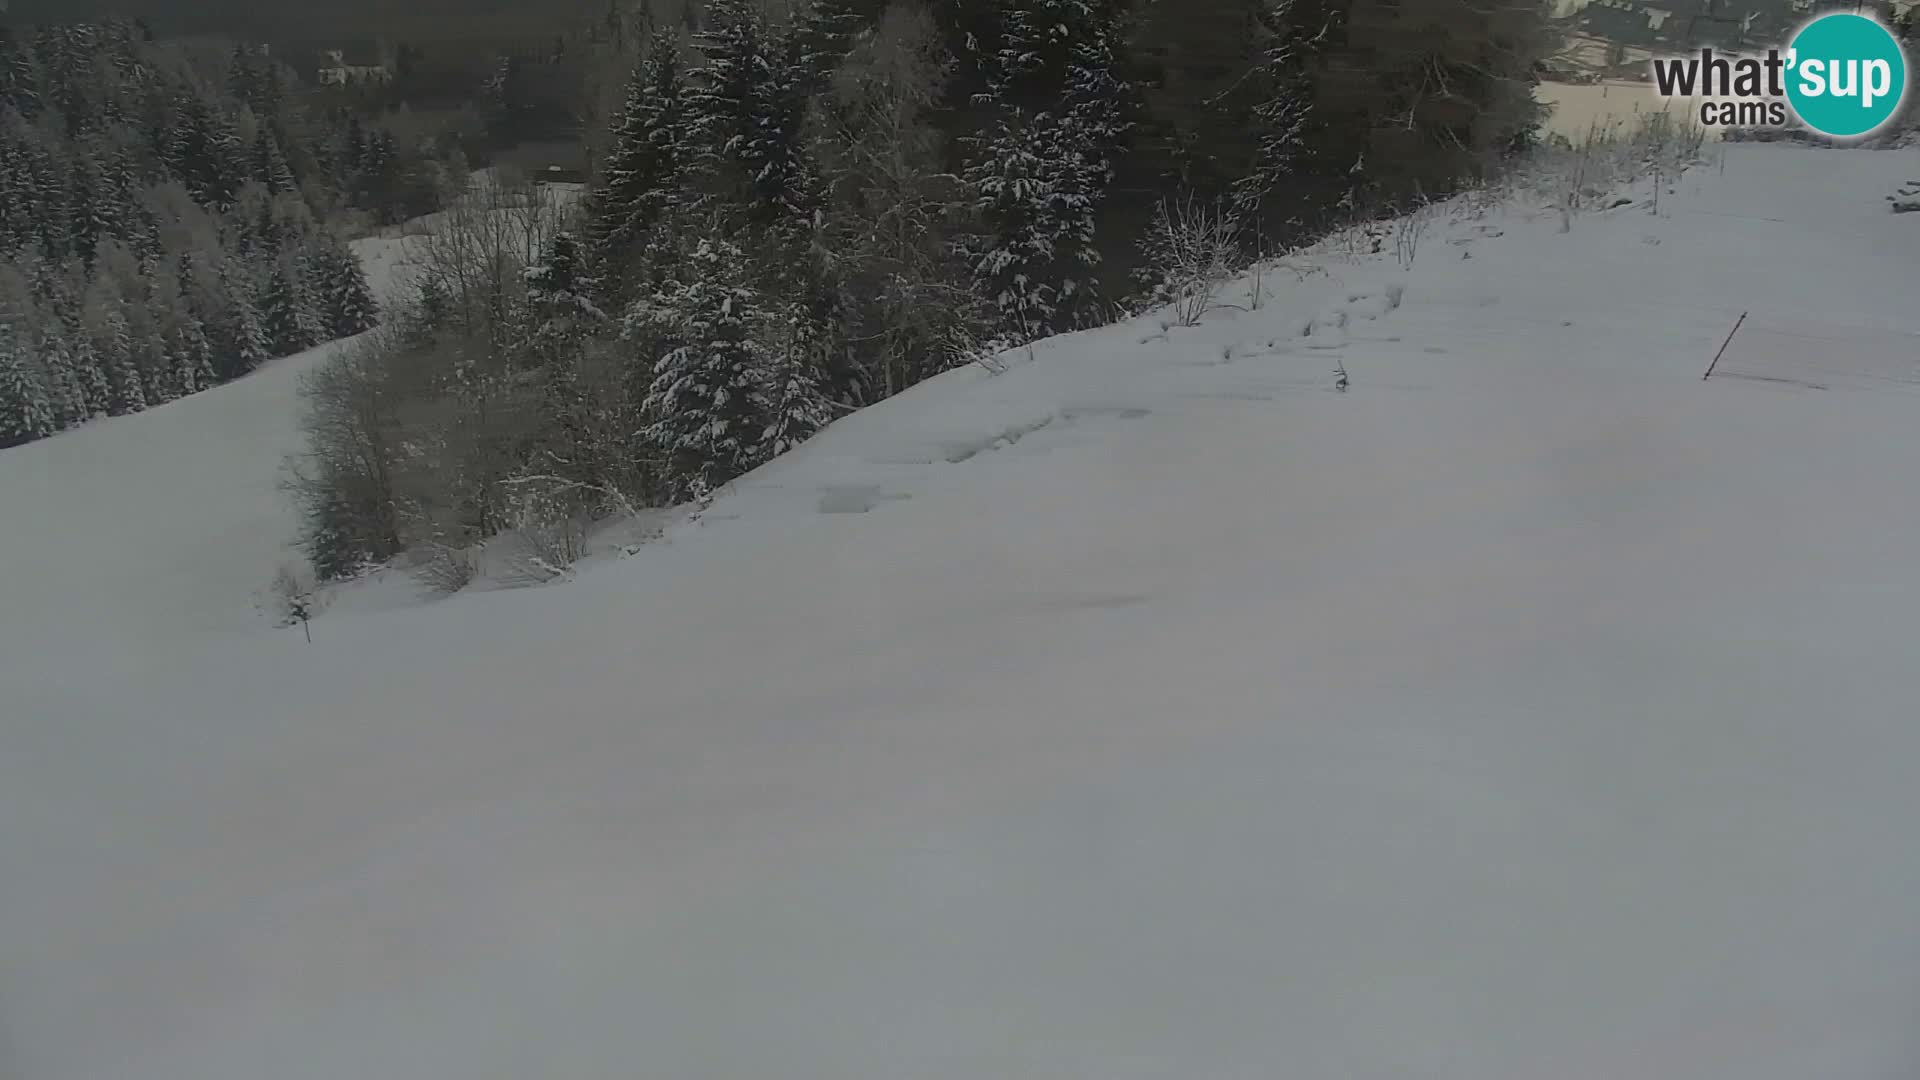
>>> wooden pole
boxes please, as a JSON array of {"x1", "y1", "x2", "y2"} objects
[{"x1": 1703, "y1": 311, "x2": 1747, "y2": 380}]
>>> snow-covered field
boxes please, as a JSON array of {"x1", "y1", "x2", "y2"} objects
[{"x1": 5, "y1": 144, "x2": 1920, "y2": 1080}]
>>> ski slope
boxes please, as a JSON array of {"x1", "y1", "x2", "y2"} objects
[{"x1": 5, "y1": 145, "x2": 1920, "y2": 1080}]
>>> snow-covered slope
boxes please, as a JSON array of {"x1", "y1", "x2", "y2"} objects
[
  {"x1": 0, "y1": 232, "x2": 421, "y2": 678},
  {"x1": 5, "y1": 145, "x2": 1920, "y2": 1080}
]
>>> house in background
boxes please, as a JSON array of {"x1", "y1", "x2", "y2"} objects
[{"x1": 317, "y1": 45, "x2": 392, "y2": 87}]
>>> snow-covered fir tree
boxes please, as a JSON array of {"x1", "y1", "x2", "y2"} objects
[
  {"x1": 588, "y1": 31, "x2": 686, "y2": 298},
  {"x1": 959, "y1": 0, "x2": 1133, "y2": 341},
  {"x1": 526, "y1": 231, "x2": 599, "y2": 330},
  {"x1": 251, "y1": 131, "x2": 298, "y2": 195},
  {"x1": 0, "y1": 320, "x2": 54, "y2": 446},
  {"x1": 65, "y1": 323, "x2": 111, "y2": 420},
  {"x1": 686, "y1": 0, "x2": 814, "y2": 231},
  {"x1": 787, "y1": 0, "x2": 871, "y2": 95},
  {"x1": 311, "y1": 233, "x2": 379, "y2": 339},
  {"x1": 759, "y1": 301, "x2": 834, "y2": 457},
  {"x1": 84, "y1": 287, "x2": 145, "y2": 415},
  {"x1": 168, "y1": 313, "x2": 219, "y2": 398},
  {"x1": 632, "y1": 236, "x2": 784, "y2": 496},
  {"x1": 31, "y1": 317, "x2": 87, "y2": 427},
  {"x1": 263, "y1": 259, "x2": 322, "y2": 357}
]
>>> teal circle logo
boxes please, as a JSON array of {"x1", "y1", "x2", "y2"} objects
[{"x1": 1785, "y1": 13, "x2": 1908, "y2": 138}]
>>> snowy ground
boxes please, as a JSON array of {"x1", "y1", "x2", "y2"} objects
[{"x1": 5, "y1": 144, "x2": 1920, "y2": 1080}]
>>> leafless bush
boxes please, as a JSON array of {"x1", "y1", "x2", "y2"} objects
[
  {"x1": 492, "y1": 475, "x2": 603, "y2": 585},
  {"x1": 940, "y1": 320, "x2": 1010, "y2": 375},
  {"x1": 412, "y1": 542, "x2": 479, "y2": 596},
  {"x1": 404, "y1": 170, "x2": 569, "y2": 338},
  {"x1": 1393, "y1": 199, "x2": 1434, "y2": 270},
  {"x1": 1522, "y1": 109, "x2": 1706, "y2": 230},
  {"x1": 1136, "y1": 193, "x2": 1245, "y2": 327}
]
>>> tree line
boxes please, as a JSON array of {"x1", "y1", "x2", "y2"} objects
[
  {"x1": 0, "y1": 19, "x2": 475, "y2": 446},
  {"x1": 289, "y1": 0, "x2": 1550, "y2": 587}
]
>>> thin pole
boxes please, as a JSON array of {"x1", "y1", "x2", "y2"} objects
[{"x1": 1704, "y1": 311, "x2": 1747, "y2": 380}]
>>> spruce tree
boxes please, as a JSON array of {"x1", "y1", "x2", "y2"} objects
[
  {"x1": 252, "y1": 131, "x2": 297, "y2": 195},
  {"x1": 263, "y1": 260, "x2": 321, "y2": 356},
  {"x1": 687, "y1": 0, "x2": 813, "y2": 231},
  {"x1": 787, "y1": 0, "x2": 870, "y2": 95},
  {"x1": 960, "y1": 0, "x2": 1133, "y2": 340},
  {"x1": 634, "y1": 237, "x2": 780, "y2": 496},
  {"x1": 92, "y1": 304, "x2": 145, "y2": 414},
  {"x1": 169, "y1": 315, "x2": 217, "y2": 396},
  {"x1": 589, "y1": 31, "x2": 687, "y2": 299},
  {"x1": 760, "y1": 302, "x2": 833, "y2": 456},
  {"x1": 67, "y1": 325, "x2": 111, "y2": 418},
  {"x1": 222, "y1": 265, "x2": 272, "y2": 375},
  {"x1": 31, "y1": 318, "x2": 86, "y2": 428},
  {"x1": 0, "y1": 321, "x2": 55, "y2": 444},
  {"x1": 526, "y1": 231, "x2": 596, "y2": 324},
  {"x1": 314, "y1": 234, "x2": 378, "y2": 338}
]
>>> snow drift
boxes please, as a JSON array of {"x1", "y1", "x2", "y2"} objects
[{"x1": 4, "y1": 144, "x2": 1920, "y2": 1080}]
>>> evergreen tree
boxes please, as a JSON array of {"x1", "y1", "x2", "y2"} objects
[
  {"x1": 1231, "y1": 0, "x2": 1333, "y2": 224},
  {"x1": 97, "y1": 307, "x2": 145, "y2": 417},
  {"x1": 67, "y1": 325, "x2": 111, "y2": 419},
  {"x1": 589, "y1": 31, "x2": 687, "y2": 299},
  {"x1": 633, "y1": 236, "x2": 780, "y2": 495},
  {"x1": 165, "y1": 95, "x2": 245, "y2": 210},
  {"x1": 252, "y1": 131, "x2": 297, "y2": 195},
  {"x1": 220, "y1": 262, "x2": 272, "y2": 376},
  {"x1": 313, "y1": 233, "x2": 378, "y2": 338},
  {"x1": 959, "y1": 0, "x2": 1133, "y2": 340},
  {"x1": 169, "y1": 314, "x2": 218, "y2": 396},
  {"x1": 787, "y1": 0, "x2": 871, "y2": 95},
  {"x1": 31, "y1": 317, "x2": 86, "y2": 428},
  {"x1": 687, "y1": 0, "x2": 813, "y2": 230},
  {"x1": 68, "y1": 152, "x2": 114, "y2": 262},
  {"x1": 263, "y1": 259, "x2": 322, "y2": 356},
  {"x1": 0, "y1": 321, "x2": 55, "y2": 444},
  {"x1": 759, "y1": 301, "x2": 833, "y2": 456},
  {"x1": 526, "y1": 231, "x2": 597, "y2": 326}
]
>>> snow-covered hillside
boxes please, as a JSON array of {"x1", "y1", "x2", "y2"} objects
[{"x1": 5, "y1": 145, "x2": 1920, "y2": 1080}]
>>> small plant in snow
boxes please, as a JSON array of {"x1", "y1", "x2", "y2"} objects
[
  {"x1": 1134, "y1": 193, "x2": 1245, "y2": 328},
  {"x1": 268, "y1": 563, "x2": 319, "y2": 641},
  {"x1": 942, "y1": 321, "x2": 1011, "y2": 376},
  {"x1": 1393, "y1": 199, "x2": 1433, "y2": 270}
]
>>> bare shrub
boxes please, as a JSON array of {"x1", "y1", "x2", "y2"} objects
[
  {"x1": 1135, "y1": 193, "x2": 1245, "y2": 327},
  {"x1": 404, "y1": 170, "x2": 568, "y2": 339},
  {"x1": 411, "y1": 542, "x2": 479, "y2": 596},
  {"x1": 492, "y1": 475, "x2": 601, "y2": 585},
  {"x1": 940, "y1": 320, "x2": 1010, "y2": 375},
  {"x1": 283, "y1": 324, "x2": 410, "y2": 579},
  {"x1": 1522, "y1": 109, "x2": 1706, "y2": 230},
  {"x1": 1393, "y1": 198, "x2": 1434, "y2": 270}
]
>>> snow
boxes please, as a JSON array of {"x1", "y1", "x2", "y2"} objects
[
  {"x1": 6, "y1": 144, "x2": 1920, "y2": 1080},
  {"x1": 0, "y1": 231, "x2": 415, "y2": 668}
]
